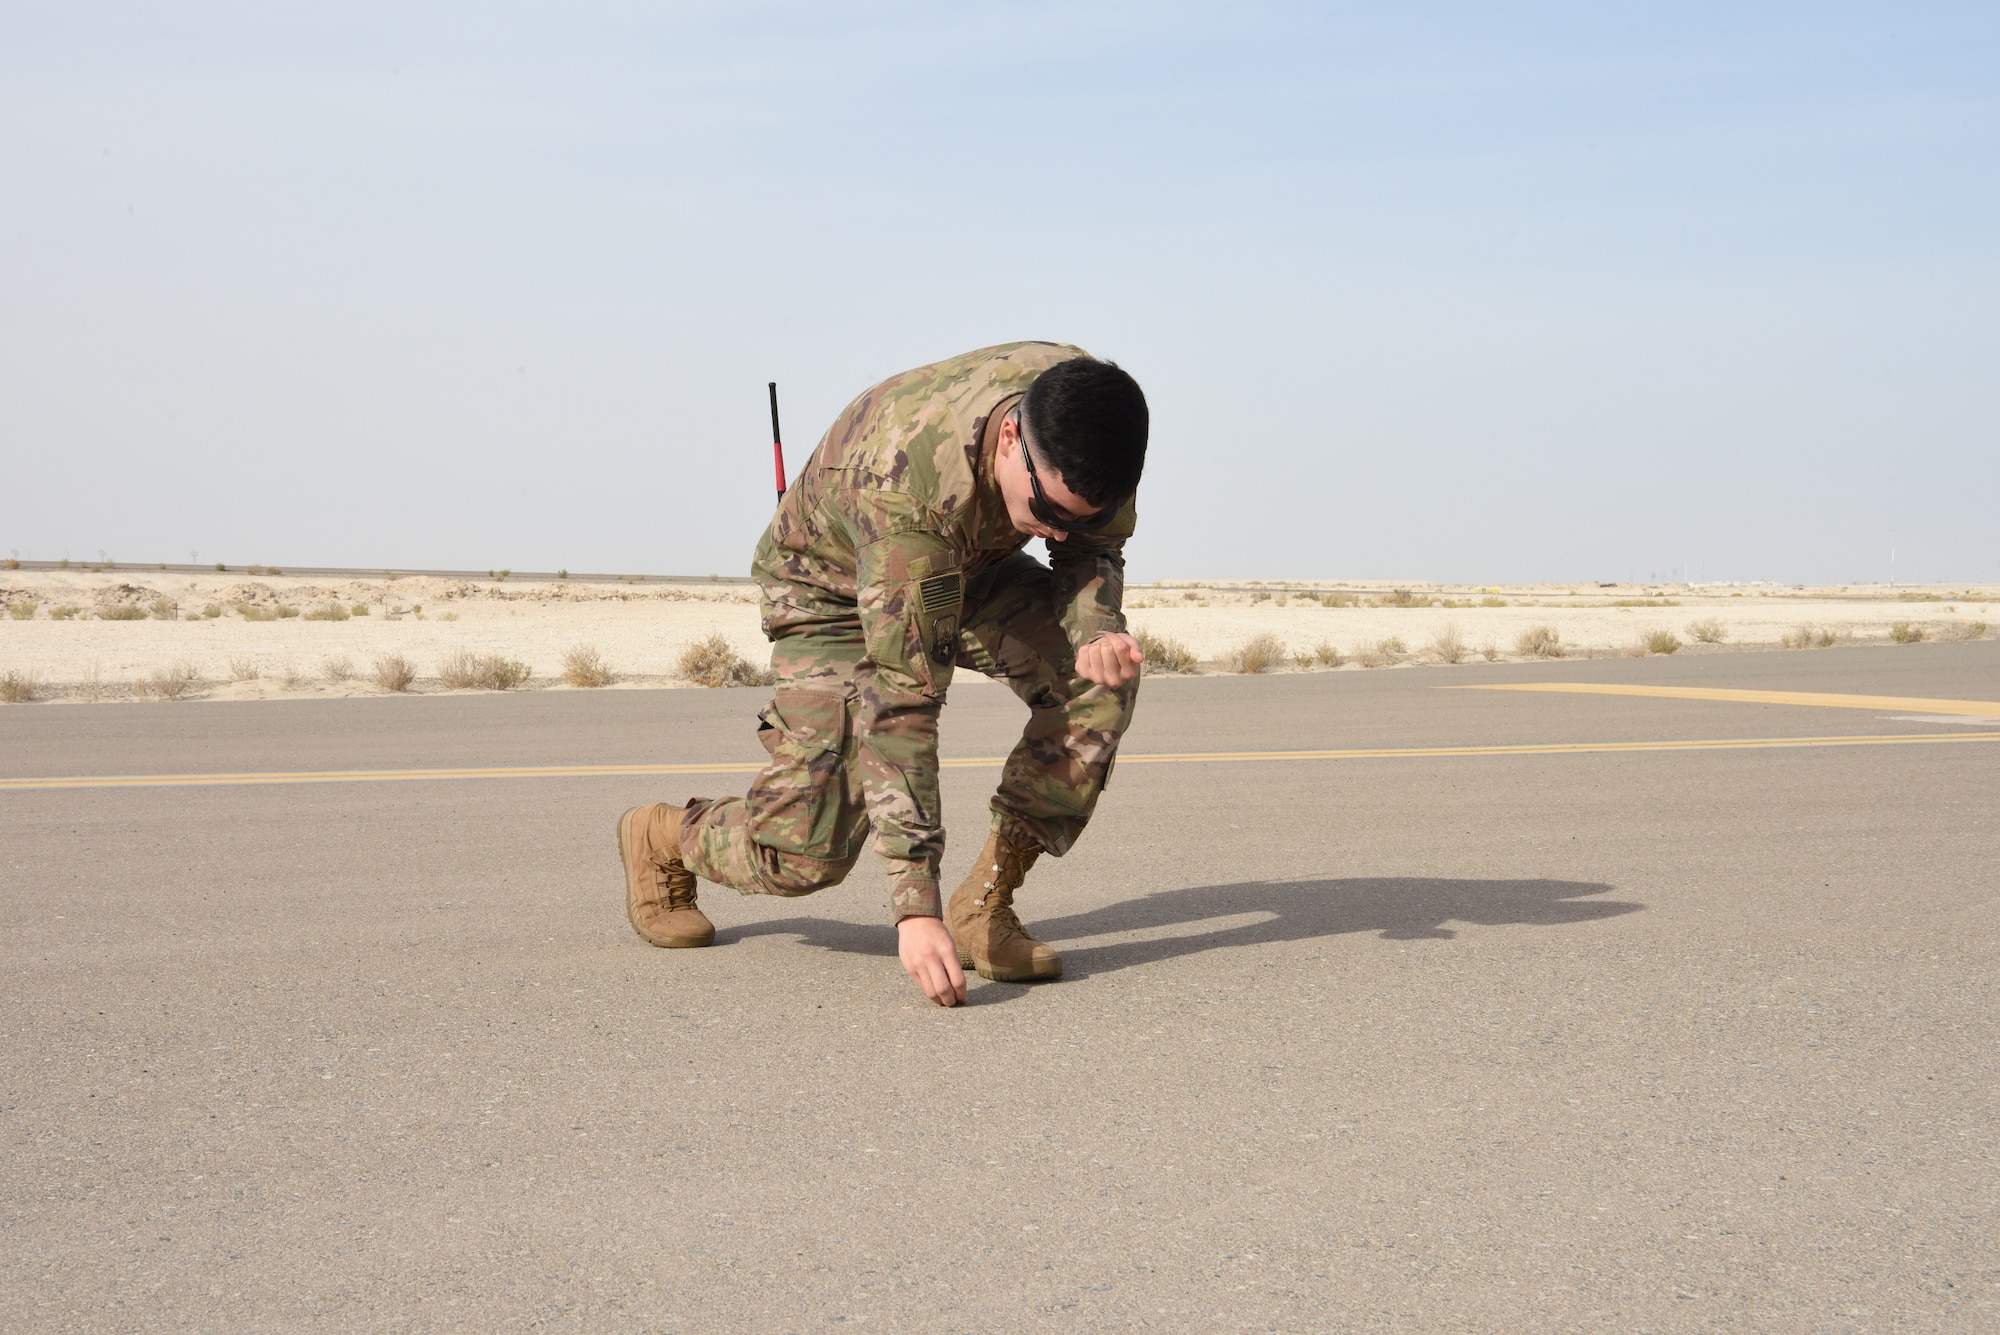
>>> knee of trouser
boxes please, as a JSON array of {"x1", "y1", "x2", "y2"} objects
[
  {"x1": 1056, "y1": 682, "x2": 1138, "y2": 742},
  {"x1": 751, "y1": 846, "x2": 860, "y2": 898}
]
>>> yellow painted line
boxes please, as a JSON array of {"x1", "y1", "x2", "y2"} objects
[
  {"x1": 2, "y1": 732, "x2": 1995, "y2": 792},
  {"x1": 1455, "y1": 682, "x2": 2000, "y2": 717}
]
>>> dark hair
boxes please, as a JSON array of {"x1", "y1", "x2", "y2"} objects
[{"x1": 1019, "y1": 357, "x2": 1148, "y2": 507}]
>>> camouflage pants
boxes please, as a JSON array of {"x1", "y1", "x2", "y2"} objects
[{"x1": 678, "y1": 553, "x2": 1138, "y2": 913}]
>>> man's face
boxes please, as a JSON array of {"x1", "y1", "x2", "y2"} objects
[{"x1": 994, "y1": 411, "x2": 1103, "y2": 544}]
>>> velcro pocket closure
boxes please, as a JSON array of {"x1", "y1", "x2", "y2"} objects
[
  {"x1": 747, "y1": 688, "x2": 851, "y2": 858},
  {"x1": 756, "y1": 688, "x2": 847, "y2": 756},
  {"x1": 913, "y1": 570, "x2": 964, "y2": 669}
]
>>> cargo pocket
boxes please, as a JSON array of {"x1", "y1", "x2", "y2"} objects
[{"x1": 746, "y1": 688, "x2": 851, "y2": 861}]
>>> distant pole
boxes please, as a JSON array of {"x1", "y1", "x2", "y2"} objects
[{"x1": 768, "y1": 382, "x2": 787, "y2": 502}]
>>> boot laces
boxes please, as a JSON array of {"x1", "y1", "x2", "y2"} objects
[{"x1": 981, "y1": 854, "x2": 1029, "y2": 936}]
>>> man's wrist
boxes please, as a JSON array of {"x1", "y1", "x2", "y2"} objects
[{"x1": 890, "y1": 876, "x2": 942, "y2": 921}]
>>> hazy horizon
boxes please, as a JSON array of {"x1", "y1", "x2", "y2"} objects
[{"x1": 4, "y1": 3, "x2": 1995, "y2": 586}]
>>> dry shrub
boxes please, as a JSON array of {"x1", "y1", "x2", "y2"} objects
[
  {"x1": 352, "y1": 603, "x2": 371, "y2": 616},
  {"x1": 1515, "y1": 625, "x2": 1563, "y2": 658},
  {"x1": 372, "y1": 654, "x2": 417, "y2": 692},
  {"x1": 1785, "y1": 624, "x2": 1838, "y2": 649},
  {"x1": 0, "y1": 557, "x2": 17, "y2": 570},
  {"x1": 563, "y1": 644, "x2": 617, "y2": 688},
  {"x1": 1313, "y1": 640, "x2": 1343, "y2": 668},
  {"x1": 1951, "y1": 620, "x2": 1989, "y2": 640},
  {"x1": 1, "y1": 669, "x2": 39, "y2": 704},
  {"x1": 97, "y1": 605, "x2": 146, "y2": 621},
  {"x1": 1887, "y1": 621, "x2": 1923, "y2": 645},
  {"x1": 1134, "y1": 628, "x2": 1197, "y2": 674},
  {"x1": 439, "y1": 651, "x2": 534, "y2": 690},
  {"x1": 1229, "y1": 632, "x2": 1286, "y2": 675},
  {"x1": 1479, "y1": 642, "x2": 1500, "y2": 661},
  {"x1": 677, "y1": 633, "x2": 773, "y2": 688},
  {"x1": 279, "y1": 661, "x2": 307, "y2": 689},
  {"x1": 1686, "y1": 617, "x2": 1728, "y2": 644},
  {"x1": 143, "y1": 661, "x2": 201, "y2": 701},
  {"x1": 483, "y1": 656, "x2": 533, "y2": 690},
  {"x1": 227, "y1": 657, "x2": 261, "y2": 682},
  {"x1": 322, "y1": 656, "x2": 354, "y2": 684},
  {"x1": 149, "y1": 597, "x2": 178, "y2": 620},
  {"x1": 303, "y1": 604, "x2": 350, "y2": 621},
  {"x1": 1644, "y1": 629, "x2": 1682, "y2": 655},
  {"x1": 6, "y1": 599, "x2": 34, "y2": 620},
  {"x1": 201, "y1": 603, "x2": 223, "y2": 619},
  {"x1": 437, "y1": 651, "x2": 481, "y2": 689},
  {"x1": 49, "y1": 605, "x2": 80, "y2": 620},
  {"x1": 1480, "y1": 595, "x2": 1508, "y2": 607},
  {"x1": 1428, "y1": 623, "x2": 1466, "y2": 664}
]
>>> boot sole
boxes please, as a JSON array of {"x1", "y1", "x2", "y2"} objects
[
  {"x1": 957, "y1": 947, "x2": 1062, "y2": 983},
  {"x1": 616, "y1": 807, "x2": 714, "y2": 949}
]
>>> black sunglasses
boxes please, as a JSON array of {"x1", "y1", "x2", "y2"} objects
[{"x1": 1011, "y1": 408, "x2": 1124, "y2": 535}]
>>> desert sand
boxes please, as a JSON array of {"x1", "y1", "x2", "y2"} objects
[{"x1": 0, "y1": 567, "x2": 1991, "y2": 704}]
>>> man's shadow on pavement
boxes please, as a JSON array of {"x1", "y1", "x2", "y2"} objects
[{"x1": 722, "y1": 877, "x2": 1641, "y2": 989}]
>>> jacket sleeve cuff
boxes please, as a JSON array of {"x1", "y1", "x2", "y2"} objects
[{"x1": 890, "y1": 874, "x2": 943, "y2": 921}]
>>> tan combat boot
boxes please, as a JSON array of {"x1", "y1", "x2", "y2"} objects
[
  {"x1": 617, "y1": 801, "x2": 715, "y2": 948},
  {"x1": 946, "y1": 827, "x2": 1061, "y2": 982}
]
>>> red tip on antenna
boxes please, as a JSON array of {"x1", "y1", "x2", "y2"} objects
[{"x1": 768, "y1": 382, "x2": 787, "y2": 500}]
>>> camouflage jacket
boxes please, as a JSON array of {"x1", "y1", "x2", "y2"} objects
[{"x1": 752, "y1": 341, "x2": 1136, "y2": 914}]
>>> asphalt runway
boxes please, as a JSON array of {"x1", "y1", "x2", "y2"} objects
[{"x1": 5, "y1": 642, "x2": 1997, "y2": 1332}]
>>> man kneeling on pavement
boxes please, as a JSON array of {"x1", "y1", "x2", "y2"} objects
[{"x1": 617, "y1": 342, "x2": 1149, "y2": 1007}]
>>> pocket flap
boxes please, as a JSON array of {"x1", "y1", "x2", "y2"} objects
[{"x1": 758, "y1": 688, "x2": 849, "y2": 756}]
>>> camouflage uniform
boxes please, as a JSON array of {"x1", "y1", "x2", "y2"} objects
[{"x1": 679, "y1": 342, "x2": 1138, "y2": 920}]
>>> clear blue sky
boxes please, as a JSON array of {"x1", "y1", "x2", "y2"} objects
[{"x1": 4, "y1": 2, "x2": 1995, "y2": 583}]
